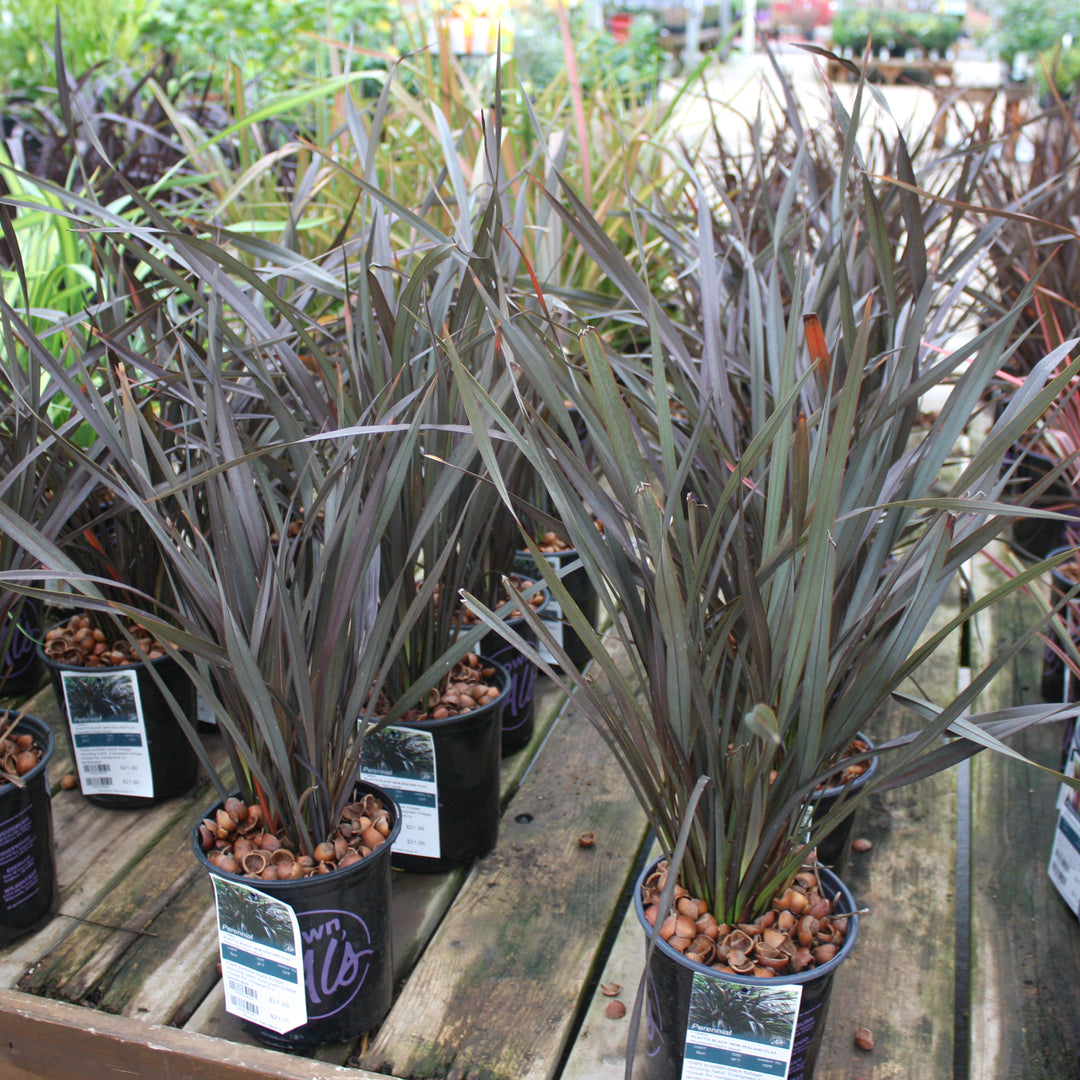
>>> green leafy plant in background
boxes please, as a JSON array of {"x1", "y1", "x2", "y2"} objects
[
  {"x1": 137, "y1": 0, "x2": 399, "y2": 94},
  {"x1": 830, "y1": 5, "x2": 961, "y2": 58},
  {"x1": 1034, "y1": 41, "x2": 1080, "y2": 98},
  {"x1": 996, "y1": 0, "x2": 1080, "y2": 74},
  {"x1": 0, "y1": 0, "x2": 149, "y2": 94}
]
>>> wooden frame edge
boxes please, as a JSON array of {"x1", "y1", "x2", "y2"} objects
[{"x1": 0, "y1": 987, "x2": 384, "y2": 1080}]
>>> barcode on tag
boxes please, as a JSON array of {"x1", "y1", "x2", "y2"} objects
[
  {"x1": 227, "y1": 979, "x2": 259, "y2": 1013},
  {"x1": 1052, "y1": 852, "x2": 1070, "y2": 884},
  {"x1": 84, "y1": 763, "x2": 112, "y2": 773}
]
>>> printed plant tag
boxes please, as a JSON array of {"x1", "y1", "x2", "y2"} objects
[
  {"x1": 212, "y1": 876, "x2": 306, "y2": 1034},
  {"x1": 682, "y1": 972, "x2": 802, "y2": 1079},
  {"x1": 1049, "y1": 723, "x2": 1080, "y2": 913},
  {"x1": 61, "y1": 668, "x2": 154, "y2": 797},
  {"x1": 537, "y1": 553, "x2": 566, "y2": 663},
  {"x1": 360, "y1": 726, "x2": 439, "y2": 858}
]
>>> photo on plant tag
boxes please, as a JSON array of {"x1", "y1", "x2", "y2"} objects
[
  {"x1": 62, "y1": 670, "x2": 138, "y2": 723},
  {"x1": 688, "y1": 974, "x2": 800, "y2": 1049},
  {"x1": 213, "y1": 877, "x2": 298, "y2": 953},
  {"x1": 361, "y1": 727, "x2": 435, "y2": 783}
]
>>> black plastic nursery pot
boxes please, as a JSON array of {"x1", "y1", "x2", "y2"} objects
[
  {"x1": 192, "y1": 781, "x2": 401, "y2": 1050},
  {"x1": 0, "y1": 714, "x2": 59, "y2": 945},
  {"x1": 363, "y1": 657, "x2": 508, "y2": 874},
  {"x1": 810, "y1": 733, "x2": 879, "y2": 871},
  {"x1": 40, "y1": 625, "x2": 199, "y2": 809},
  {"x1": 1003, "y1": 449, "x2": 1079, "y2": 561},
  {"x1": 477, "y1": 584, "x2": 549, "y2": 756},
  {"x1": 1039, "y1": 547, "x2": 1080, "y2": 704},
  {"x1": 514, "y1": 546, "x2": 601, "y2": 677},
  {"x1": 634, "y1": 860, "x2": 859, "y2": 1080},
  {"x1": 0, "y1": 601, "x2": 44, "y2": 697}
]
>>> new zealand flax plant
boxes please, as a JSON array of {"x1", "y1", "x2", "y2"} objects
[
  {"x1": 0, "y1": 285, "x2": 508, "y2": 854},
  {"x1": 0, "y1": 288, "x2": 101, "y2": 695},
  {"x1": 456, "y1": 75, "x2": 1080, "y2": 931},
  {"x1": 0, "y1": 93, "x2": 542, "y2": 851}
]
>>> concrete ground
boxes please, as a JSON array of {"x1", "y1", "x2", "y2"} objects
[{"x1": 663, "y1": 41, "x2": 1024, "y2": 156}]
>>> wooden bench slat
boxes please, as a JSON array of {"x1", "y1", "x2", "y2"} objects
[
  {"x1": 16, "y1": 812, "x2": 212, "y2": 1001},
  {"x1": 359, "y1": 651, "x2": 650, "y2": 1080},
  {"x1": 968, "y1": 560, "x2": 1080, "y2": 1075},
  {"x1": 560, "y1": 843, "x2": 655, "y2": 1080},
  {"x1": 0, "y1": 987, "x2": 384, "y2": 1080},
  {"x1": 813, "y1": 586, "x2": 962, "y2": 1077},
  {"x1": 99, "y1": 874, "x2": 221, "y2": 1024}
]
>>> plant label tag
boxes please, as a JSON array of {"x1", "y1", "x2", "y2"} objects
[
  {"x1": 211, "y1": 876, "x2": 306, "y2": 1034},
  {"x1": 681, "y1": 972, "x2": 802, "y2": 1079},
  {"x1": 60, "y1": 668, "x2": 154, "y2": 797},
  {"x1": 1049, "y1": 725, "x2": 1080, "y2": 913},
  {"x1": 537, "y1": 553, "x2": 566, "y2": 663},
  {"x1": 360, "y1": 726, "x2": 440, "y2": 858}
]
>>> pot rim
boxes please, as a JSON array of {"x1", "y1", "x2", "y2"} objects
[
  {"x1": 191, "y1": 779, "x2": 403, "y2": 890},
  {"x1": 36, "y1": 617, "x2": 177, "y2": 673},
  {"x1": 813, "y1": 730, "x2": 880, "y2": 801},
  {"x1": 384, "y1": 654, "x2": 510, "y2": 733},
  {"x1": 0, "y1": 712, "x2": 56, "y2": 791},
  {"x1": 633, "y1": 855, "x2": 860, "y2": 986}
]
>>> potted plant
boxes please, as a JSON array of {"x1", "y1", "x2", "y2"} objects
[
  {"x1": 347, "y1": 237, "x2": 542, "y2": 866},
  {"x1": 0, "y1": 708, "x2": 58, "y2": 943},
  {"x1": 455, "y1": 80, "x2": 1080, "y2": 1078},
  {"x1": 35, "y1": 491, "x2": 201, "y2": 808},
  {"x1": 0, "y1": 151, "x2": 535, "y2": 1037},
  {"x1": 0, "y1": 329, "x2": 434, "y2": 1046}
]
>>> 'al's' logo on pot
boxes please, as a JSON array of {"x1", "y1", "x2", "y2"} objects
[{"x1": 299, "y1": 909, "x2": 373, "y2": 1018}]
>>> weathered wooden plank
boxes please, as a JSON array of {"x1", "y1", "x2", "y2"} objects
[
  {"x1": 358, "y1": 662, "x2": 650, "y2": 1080},
  {"x1": 560, "y1": 845, "x2": 655, "y2": 1080},
  {"x1": 16, "y1": 784, "x2": 219, "y2": 1001},
  {"x1": 968, "y1": 554, "x2": 1080, "y2": 1077},
  {"x1": 181, "y1": 674, "x2": 572, "y2": 1055},
  {"x1": 814, "y1": 587, "x2": 961, "y2": 1079},
  {"x1": 98, "y1": 872, "x2": 222, "y2": 1024},
  {"x1": 1, "y1": 770, "x2": 227, "y2": 987},
  {"x1": 0, "y1": 987, "x2": 385, "y2": 1080}
]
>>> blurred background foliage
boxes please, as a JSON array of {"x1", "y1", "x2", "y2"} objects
[{"x1": 0, "y1": 0, "x2": 662, "y2": 99}]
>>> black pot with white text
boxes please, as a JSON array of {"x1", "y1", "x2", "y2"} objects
[
  {"x1": 634, "y1": 859, "x2": 858, "y2": 1080},
  {"x1": 40, "y1": 622, "x2": 198, "y2": 809},
  {"x1": 362, "y1": 657, "x2": 508, "y2": 873},
  {"x1": 192, "y1": 780, "x2": 401, "y2": 1050},
  {"x1": 1, "y1": 713, "x2": 58, "y2": 944}
]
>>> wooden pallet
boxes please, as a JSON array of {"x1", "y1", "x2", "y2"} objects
[{"x1": 3, "y1": 571, "x2": 1080, "y2": 1078}]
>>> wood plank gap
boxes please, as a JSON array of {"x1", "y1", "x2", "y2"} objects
[
  {"x1": 954, "y1": 572, "x2": 972, "y2": 1080},
  {"x1": 551, "y1": 828, "x2": 654, "y2": 1080}
]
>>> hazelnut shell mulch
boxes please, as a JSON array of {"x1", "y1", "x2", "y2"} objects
[
  {"x1": 372, "y1": 652, "x2": 502, "y2": 724},
  {"x1": 43, "y1": 614, "x2": 166, "y2": 668},
  {"x1": 641, "y1": 861, "x2": 849, "y2": 978},
  {"x1": 198, "y1": 792, "x2": 393, "y2": 881},
  {"x1": 0, "y1": 725, "x2": 43, "y2": 784}
]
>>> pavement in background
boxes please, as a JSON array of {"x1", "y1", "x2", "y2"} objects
[{"x1": 664, "y1": 42, "x2": 1019, "y2": 152}]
